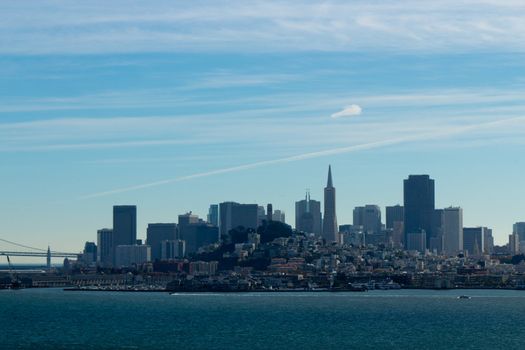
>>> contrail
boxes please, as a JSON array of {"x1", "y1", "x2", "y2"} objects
[{"x1": 79, "y1": 116, "x2": 525, "y2": 199}]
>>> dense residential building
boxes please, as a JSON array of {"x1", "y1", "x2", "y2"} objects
[
  {"x1": 207, "y1": 205, "x2": 219, "y2": 226},
  {"x1": 339, "y1": 224, "x2": 366, "y2": 246},
  {"x1": 146, "y1": 223, "x2": 178, "y2": 261},
  {"x1": 112, "y1": 205, "x2": 137, "y2": 264},
  {"x1": 404, "y1": 175, "x2": 435, "y2": 248},
  {"x1": 442, "y1": 207, "x2": 463, "y2": 256},
  {"x1": 97, "y1": 228, "x2": 113, "y2": 267},
  {"x1": 353, "y1": 205, "x2": 381, "y2": 234},
  {"x1": 463, "y1": 227, "x2": 485, "y2": 256},
  {"x1": 219, "y1": 202, "x2": 258, "y2": 236},
  {"x1": 323, "y1": 165, "x2": 338, "y2": 243},
  {"x1": 385, "y1": 205, "x2": 404, "y2": 230},
  {"x1": 295, "y1": 192, "x2": 322, "y2": 235},
  {"x1": 115, "y1": 244, "x2": 151, "y2": 267}
]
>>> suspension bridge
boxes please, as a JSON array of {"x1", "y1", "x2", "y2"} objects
[{"x1": 0, "y1": 238, "x2": 79, "y2": 269}]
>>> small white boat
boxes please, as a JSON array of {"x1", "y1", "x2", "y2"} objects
[{"x1": 457, "y1": 295, "x2": 471, "y2": 299}]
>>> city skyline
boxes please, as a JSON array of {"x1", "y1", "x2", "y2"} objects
[
  {"x1": 3, "y1": 3, "x2": 525, "y2": 350},
  {"x1": 1, "y1": 1, "x2": 525, "y2": 254}
]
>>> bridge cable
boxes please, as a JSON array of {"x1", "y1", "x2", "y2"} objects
[{"x1": 0, "y1": 238, "x2": 48, "y2": 252}]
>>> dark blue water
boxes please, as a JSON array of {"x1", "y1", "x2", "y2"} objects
[{"x1": 1, "y1": 289, "x2": 525, "y2": 349}]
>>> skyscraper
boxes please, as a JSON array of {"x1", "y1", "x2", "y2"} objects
[
  {"x1": 219, "y1": 202, "x2": 259, "y2": 236},
  {"x1": 181, "y1": 222, "x2": 220, "y2": 254},
  {"x1": 463, "y1": 227, "x2": 485, "y2": 256},
  {"x1": 178, "y1": 212, "x2": 200, "y2": 240},
  {"x1": 295, "y1": 192, "x2": 322, "y2": 235},
  {"x1": 323, "y1": 165, "x2": 338, "y2": 243},
  {"x1": 354, "y1": 205, "x2": 381, "y2": 234},
  {"x1": 513, "y1": 222, "x2": 525, "y2": 241},
  {"x1": 442, "y1": 207, "x2": 463, "y2": 256},
  {"x1": 207, "y1": 205, "x2": 219, "y2": 226},
  {"x1": 146, "y1": 223, "x2": 178, "y2": 261},
  {"x1": 97, "y1": 228, "x2": 113, "y2": 267},
  {"x1": 403, "y1": 175, "x2": 435, "y2": 248},
  {"x1": 385, "y1": 205, "x2": 404, "y2": 230},
  {"x1": 112, "y1": 205, "x2": 137, "y2": 264},
  {"x1": 272, "y1": 210, "x2": 285, "y2": 223}
]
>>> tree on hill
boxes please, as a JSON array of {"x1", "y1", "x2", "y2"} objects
[{"x1": 257, "y1": 220, "x2": 294, "y2": 243}]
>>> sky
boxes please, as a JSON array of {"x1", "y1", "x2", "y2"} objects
[{"x1": 1, "y1": 0, "x2": 525, "y2": 259}]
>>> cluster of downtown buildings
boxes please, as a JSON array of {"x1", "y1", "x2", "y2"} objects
[{"x1": 72, "y1": 166, "x2": 525, "y2": 272}]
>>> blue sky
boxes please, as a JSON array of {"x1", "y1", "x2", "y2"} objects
[{"x1": 1, "y1": 1, "x2": 525, "y2": 257}]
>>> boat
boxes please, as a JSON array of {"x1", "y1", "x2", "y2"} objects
[{"x1": 457, "y1": 295, "x2": 471, "y2": 299}]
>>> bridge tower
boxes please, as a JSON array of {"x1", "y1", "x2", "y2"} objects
[{"x1": 46, "y1": 246, "x2": 51, "y2": 269}]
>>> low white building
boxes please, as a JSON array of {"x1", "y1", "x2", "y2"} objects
[{"x1": 115, "y1": 245, "x2": 151, "y2": 267}]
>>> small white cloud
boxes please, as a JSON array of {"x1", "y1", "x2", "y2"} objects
[{"x1": 331, "y1": 104, "x2": 362, "y2": 118}]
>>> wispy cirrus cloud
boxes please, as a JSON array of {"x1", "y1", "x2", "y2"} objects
[
  {"x1": 1, "y1": 1, "x2": 525, "y2": 54},
  {"x1": 1, "y1": 88, "x2": 525, "y2": 153},
  {"x1": 79, "y1": 115, "x2": 525, "y2": 199}
]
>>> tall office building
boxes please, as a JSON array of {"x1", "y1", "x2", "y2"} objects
[
  {"x1": 219, "y1": 202, "x2": 259, "y2": 236},
  {"x1": 509, "y1": 233, "x2": 520, "y2": 255},
  {"x1": 178, "y1": 212, "x2": 200, "y2": 239},
  {"x1": 442, "y1": 207, "x2": 463, "y2": 256},
  {"x1": 386, "y1": 205, "x2": 404, "y2": 230},
  {"x1": 272, "y1": 210, "x2": 285, "y2": 223},
  {"x1": 513, "y1": 222, "x2": 525, "y2": 241},
  {"x1": 404, "y1": 175, "x2": 435, "y2": 248},
  {"x1": 97, "y1": 228, "x2": 113, "y2": 267},
  {"x1": 267, "y1": 204, "x2": 273, "y2": 222},
  {"x1": 181, "y1": 223, "x2": 220, "y2": 254},
  {"x1": 483, "y1": 228, "x2": 494, "y2": 254},
  {"x1": 323, "y1": 165, "x2": 338, "y2": 243},
  {"x1": 463, "y1": 227, "x2": 485, "y2": 256},
  {"x1": 296, "y1": 193, "x2": 322, "y2": 235},
  {"x1": 257, "y1": 206, "x2": 266, "y2": 226},
  {"x1": 354, "y1": 205, "x2": 381, "y2": 234},
  {"x1": 146, "y1": 223, "x2": 177, "y2": 261},
  {"x1": 429, "y1": 209, "x2": 444, "y2": 253},
  {"x1": 82, "y1": 242, "x2": 97, "y2": 266},
  {"x1": 207, "y1": 205, "x2": 219, "y2": 226},
  {"x1": 112, "y1": 205, "x2": 137, "y2": 264},
  {"x1": 160, "y1": 239, "x2": 186, "y2": 260}
]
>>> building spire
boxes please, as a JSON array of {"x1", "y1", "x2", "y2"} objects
[{"x1": 327, "y1": 165, "x2": 333, "y2": 188}]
